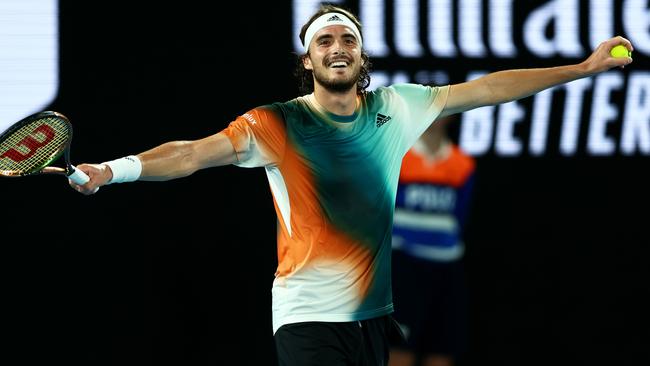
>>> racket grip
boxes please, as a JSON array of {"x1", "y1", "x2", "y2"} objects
[{"x1": 68, "y1": 166, "x2": 90, "y2": 185}]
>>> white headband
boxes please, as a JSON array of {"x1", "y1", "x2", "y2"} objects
[{"x1": 303, "y1": 12, "x2": 363, "y2": 53}]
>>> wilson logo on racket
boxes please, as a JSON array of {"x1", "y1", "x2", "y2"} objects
[
  {"x1": 1, "y1": 124, "x2": 56, "y2": 162},
  {"x1": 0, "y1": 111, "x2": 89, "y2": 184}
]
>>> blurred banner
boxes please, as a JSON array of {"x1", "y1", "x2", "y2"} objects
[
  {"x1": 293, "y1": 0, "x2": 650, "y2": 157},
  {"x1": 0, "y1": 0, "x2": 58, "y2": 133}
]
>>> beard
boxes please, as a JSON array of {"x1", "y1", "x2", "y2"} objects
[{"x1": 312, "y1": 64, "x2": 360, "y2": 94}]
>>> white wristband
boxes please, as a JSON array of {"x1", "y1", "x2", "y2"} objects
[{"x1": 103, "y1": 155, "x2": 142, "y2": 184}]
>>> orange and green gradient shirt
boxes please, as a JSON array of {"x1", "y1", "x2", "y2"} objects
[{"x1": 223, "y1": 83, "x2": 449, "y2": 333}]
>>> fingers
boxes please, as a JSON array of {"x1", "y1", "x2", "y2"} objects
[
  {"x1": 68, "y1": 173, "x2": 100, "y2": 195},
  {"x1": 68, "y1": 163, "x2": 107, "y2": 195},
  {"x1": 69, "y1": 179, "x2": 99, "y2": 195},
  {"x1": 612, "y1": 35, "x2": 634, "y2": 52},
  {"x1": 601, "y1": 36, "x2": 633, "y2": 54},
  {"x1": 602, "y1": 36, "x2": 633, "y2": 69}
]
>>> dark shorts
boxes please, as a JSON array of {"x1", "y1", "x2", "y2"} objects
[
  {"x1": 274, "y1": 315, "x2": 403, "y2": 366},
  {"x1": 390, "y1": 250, "x2": 469, "y2": 358}
]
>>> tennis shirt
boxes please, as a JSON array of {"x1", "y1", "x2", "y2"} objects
[{"x1": 223, "y1": 83, "x2": 449, "y2": 333}]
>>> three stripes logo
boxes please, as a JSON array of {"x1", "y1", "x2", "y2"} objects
[
  {"x1": 376, "y1": 113, "x2": 392, "y2": 128},
  {"x1": 327, "y1": 15, "x2": 342, "y2": 22}
]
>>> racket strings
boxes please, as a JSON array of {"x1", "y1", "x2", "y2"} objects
[{"x1": 0, "y1": 117, "x2": 70, "y2": 175}]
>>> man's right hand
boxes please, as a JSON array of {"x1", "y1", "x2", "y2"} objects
[{"x1": 67, "y1": 163, "x2": 112, "y2": 195}]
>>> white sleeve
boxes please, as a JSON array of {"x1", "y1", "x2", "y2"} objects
[{"x1": 389, "y1": 83, "x2": 449, "y2": 148}]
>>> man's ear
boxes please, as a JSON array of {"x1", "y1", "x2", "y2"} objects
[{"x1": 303, "y1": 54, "x2": 313, "y2": 71}]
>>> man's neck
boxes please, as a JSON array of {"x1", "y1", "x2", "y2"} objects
[
  {"x1": 421, "y1": 131, "x2": 444, "y2": 152},
  {"x1": 313, "y1": 87, "x2": 358, "y2": 116},
  {"x1": 415, "y1": 130, "x2": 451, "y2": 161}
]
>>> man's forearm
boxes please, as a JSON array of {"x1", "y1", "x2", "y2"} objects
[
  {"x1": 480, "y1": 63, "x2": 588, "y2": 105},
  {"x1": 137, "y1": 140, "x2": 198, "y2": 181},
  {"x1": 443, "y1": 62, "x2": 594, "y2": 116}
]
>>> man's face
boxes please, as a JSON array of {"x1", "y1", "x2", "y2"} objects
[{"x1": 303, "y1": 25, "x2": 362, "y2": 93}]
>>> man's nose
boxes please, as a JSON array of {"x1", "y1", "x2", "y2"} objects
[{"x1": 332, "y1": 41, "x2": 346, "y2": 54}]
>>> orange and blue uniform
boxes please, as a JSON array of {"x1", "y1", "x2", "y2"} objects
[
  {"x1": 223, "y1": 84, "x2": 449, "y2": 333},
  {"x1": 393, "y1": 143, "x2": 475, "y2": 261}
]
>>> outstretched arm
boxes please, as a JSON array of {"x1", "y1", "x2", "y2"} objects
[
  {"x1": 137, "y1": 132, "x2": 237, "y2": 180},
  {"x1": 70, "y1": 131, "x2": 237, "y2": 195},
  {"x1": 440, "y1": 36, "x2": 634, "y2": 117}
]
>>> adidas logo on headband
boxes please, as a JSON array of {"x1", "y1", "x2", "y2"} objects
[{"x1": 327, "y1": 15, "x2": 342, "y2": 22}]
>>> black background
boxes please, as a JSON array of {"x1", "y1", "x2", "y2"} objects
[{"x1": 4, "y1": 1, "x2": 649, "y2": 365}]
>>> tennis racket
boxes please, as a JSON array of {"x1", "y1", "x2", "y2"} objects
[{"x1": 0, "y1": 111, "x2": 89, "y2": 184}]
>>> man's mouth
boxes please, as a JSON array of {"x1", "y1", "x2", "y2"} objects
[{"x1": 328, "y1": 60, "x2": 349, "y2": 68}]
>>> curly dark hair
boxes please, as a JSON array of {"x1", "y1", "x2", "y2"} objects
[{"x1": 294, "y1": 4, "x2": 372, "y2": 96}]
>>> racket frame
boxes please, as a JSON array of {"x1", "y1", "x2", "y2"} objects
[{"x1": 0, "y1": 111, "x2": 77, "y2": 178}]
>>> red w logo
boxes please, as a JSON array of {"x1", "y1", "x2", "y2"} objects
[{"x1": 1, "y1": 124, "x2": 56, "y2": 162}]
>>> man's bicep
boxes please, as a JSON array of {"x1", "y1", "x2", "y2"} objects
[{"x1": 194, "y1": 132, "x2": 239, "y2": 168}]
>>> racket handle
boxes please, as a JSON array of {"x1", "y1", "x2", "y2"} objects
[{"x1": 68, "y1": 166, "x2": 90, "y2": 185}]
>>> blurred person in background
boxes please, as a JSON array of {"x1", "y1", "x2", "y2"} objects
[{"x1": 390, "y1": 114, "x2": 474, "y2": 366}]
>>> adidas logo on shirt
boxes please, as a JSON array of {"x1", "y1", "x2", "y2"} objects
[
  {"x1": 376, "y1": 113, "x2": 392, "y2": 127},
  {"x1": 327, "y1": 15, "x2": 342, "y2": 22}
]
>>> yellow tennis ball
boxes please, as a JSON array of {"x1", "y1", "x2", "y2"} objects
[{"x1": 610, "y1": 44, "x2": 631, "y2": 58}]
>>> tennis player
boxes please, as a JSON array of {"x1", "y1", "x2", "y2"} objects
[{"x1": 70, "y1": 4, "x2": 633, "y2": 366}]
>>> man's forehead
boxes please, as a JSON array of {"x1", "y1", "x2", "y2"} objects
[{"x1": 313, "y1": 24, "x2": 358, "y2": 39}]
